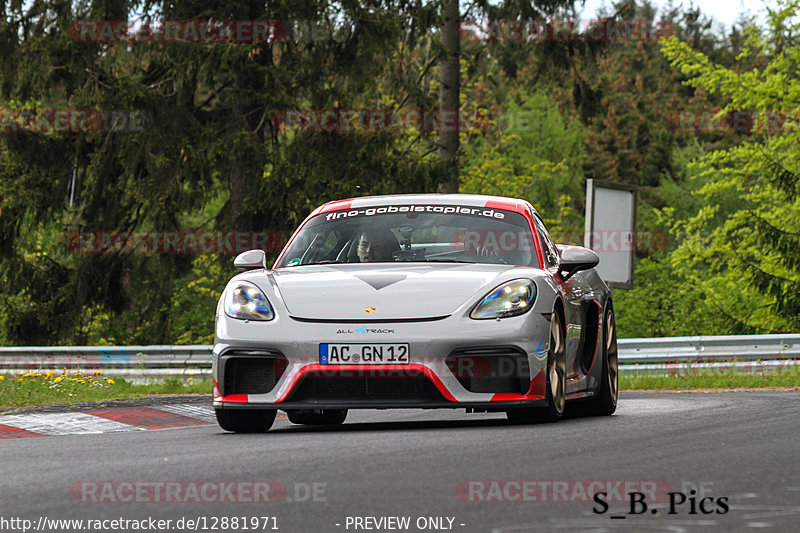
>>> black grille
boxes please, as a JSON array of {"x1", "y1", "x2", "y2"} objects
[
  {"x1": 446, "y1": 346, "x2": 530, "y2": 394},
  {"x1": 286, "y1": 370, "x2": 446, "y2": 404},
  {"x1": 220, "y1": 351, "x2": 287, "y2": 396}
]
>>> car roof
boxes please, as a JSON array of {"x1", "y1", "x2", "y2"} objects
[{"x1": 313, "y1": 193, "x2": 539, "y2": 217}]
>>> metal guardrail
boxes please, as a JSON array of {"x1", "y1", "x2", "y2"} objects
[
  {"x1": 617, "y1": 334, "x2": 800, "y2": 373},
  {"x1": 0, "y1": 345, "x2": 212, "y2": 379},
  {"x1": 617, "y1": 334, "x2": 800, "y2": 363},
  {"x1": 0, "y1": 334, "x2": 798, "y2": 377}
]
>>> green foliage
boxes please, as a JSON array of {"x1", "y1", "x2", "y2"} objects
[
  {"x1": 655, "y1": 2, "x2": 800, "y2": 333},
  {"x1": 169, "y1": 255, "x2": 234, "y2": 345},
  {"x1": 1, "y1": 0, "x2": 796, "y2": 345},
  {"x1": 0, "y1": 0, "x2": 441, "y2": 345},
  {"x1": 461, "y1": 90, "x2": 586, "y2": 235}
]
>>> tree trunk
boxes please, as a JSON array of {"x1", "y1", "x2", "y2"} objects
[{"x1": 437, "y1": 0, "x2": 460, "y2": 193}]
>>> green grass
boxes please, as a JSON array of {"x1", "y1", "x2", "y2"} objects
[
  {"x1": 0, "y1": 370, "x2": 210, "y2": 409},
  {"x1": 621, "y1": 365, "x2": 800, "y2": 390}
]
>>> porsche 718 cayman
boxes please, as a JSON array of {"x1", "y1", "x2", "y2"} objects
[{"x1": 213, "y1": 194, "x2": 618, "y2": 432}]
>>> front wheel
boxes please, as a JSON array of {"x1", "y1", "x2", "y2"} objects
[
  {"x1": 286, "y1": 409, "x2": 348, "y2": 426},
  {"x1": 506, "y1": 309, "x2": 566, "y2": 424},
  {"x1": 588, "y1": 306, "x2": 618, "y2": 416},
  {"x1": 215, "y1": 409, "x2": 276, "y2": 433}
]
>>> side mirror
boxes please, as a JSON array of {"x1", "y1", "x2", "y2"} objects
[
  {"x1": 556, "y1": 245, "x2": 599, "y2": 281},
  {"x1": 233, "y1": 249, "x2": 266, "y2": 271}
]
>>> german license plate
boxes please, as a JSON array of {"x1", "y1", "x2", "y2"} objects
[{"x1": 319, "y1": 343, "x2": 409, "y2": 365}]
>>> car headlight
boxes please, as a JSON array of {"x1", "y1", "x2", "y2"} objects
[
  {"x1": 470, "y1": 279, "x2": 536, "y2": 319},
  {"x1": 224, "y1": 282, "x2": 274, "y2": 321}
]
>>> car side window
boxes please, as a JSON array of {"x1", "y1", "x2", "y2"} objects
[
  {"x1": 533, "y1": 216, "x2": 559, "y2": 269},
  {"x1": 292, "y1": 228, "x2": 345, "y2": 264}
]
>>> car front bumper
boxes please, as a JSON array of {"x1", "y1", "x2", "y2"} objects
[{"x1": 212, "y1": 312, "x2": 552, "y2": 410}]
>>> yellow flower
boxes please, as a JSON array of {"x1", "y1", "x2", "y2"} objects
[
  {"x1": 0, "y1": 375, "x2": 5, "y2": 380},
  {"x1": 107, "y1": 379, "x2": 115, "y2": 385},
  {"x1": 53, "y1": 377, "x2": 62, "y2": 383}
]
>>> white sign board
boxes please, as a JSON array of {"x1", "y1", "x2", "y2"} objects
[{"x1": 584, "y1": 179, "x2": 636, "y2": 288}]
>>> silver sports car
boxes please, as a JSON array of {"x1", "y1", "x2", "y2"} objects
[{"x1": 213, "y1": 194, "x2": 618, "y2": 432}]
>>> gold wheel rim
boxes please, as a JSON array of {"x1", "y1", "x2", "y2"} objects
[
  {"x1": 606, "y1": 311, "x2": 619, "y2": 405},
  {"x1": 549, "y1": 313, "x2": 566, "y2": 414}
]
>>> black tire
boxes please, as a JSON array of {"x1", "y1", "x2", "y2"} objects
[
  {"x1": 506, "y1": 308, "x2": 566, "y2": 424},
  {"x1": 215, "y1": 409, "x2": 276, "y2": 433},
  {"x1": 588, "y1": 306, "x2": 618, "y2": 416},
  {"x1": 286, "y1": 409, "x2": 348, "y2": 426}
]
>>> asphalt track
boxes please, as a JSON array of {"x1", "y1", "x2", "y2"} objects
[{"x1": 1, "y1": 391, "x2": 798, "y2": 533}]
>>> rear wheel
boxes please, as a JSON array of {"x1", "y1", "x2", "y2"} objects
[
  {"x1": 215, "y1": 409, "x2": 276, "y2": 433},
  {"x1": 506, "y1": 309, "x2": 566, "y2": 424},
  {"x1": 286, "y1": 409, "x2": 348, "y2": 426},
  {"x1": 588, "y1": 306, "x2": 618, "y2": 416}
]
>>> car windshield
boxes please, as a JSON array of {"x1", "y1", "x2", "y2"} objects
[{"x1": 274, "y1": 204, "x2": 539, "y2": 268}]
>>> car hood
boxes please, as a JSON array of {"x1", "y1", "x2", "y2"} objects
[{"x1": 266, "y1": 263, "x2": 518, "y2": 320}]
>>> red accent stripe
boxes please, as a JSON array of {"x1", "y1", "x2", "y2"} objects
[
  {"x1": 318, "y1": 199, "x2": 354, "y2": 214},
  {"x1": 529, "y1": 368, "x2": 546, "y2": 396},
  {"x1": 489, "y1": 392, "x2": 544, "y2": 401},
  {"x1": 215, "y1": 394, "x2": 249, "y2": 403},
  {"x1": 484, "y1": 198, "x2": 523, "y2": 213},
  {"x1": 86, "y1": 407, "x2": 210, "y2": 429},
  {"x1": 530, "y1": 217, "x2": 545, "y2": 268},
  {"x1": 212, "y1": 377, "x2": 249, "y2": 403},
  {"x1": 276, "y1": 364, "x2": 458, "y2": 403},
  {"x1": 213, "y1": 378, "x2": 221, "y2": 401},
  {"x1": 490, "y1": 370, "x2": 546, "y2": 401},
  {"x1": 0, "y1": 423, "x2": 44, "y2": 439}
]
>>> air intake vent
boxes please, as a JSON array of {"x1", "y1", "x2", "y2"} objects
[
  {"x1": 446, "y1": 346, "x2": 530, "y2": 394},
  {"x1": 286, "y1": 370, "x2": 446, "y2": 405},
  {"x1": 220, "y1": 350, "x2": 287, "y2": 396},
  {"x1": 579, "y1": 303, "x2": 600, "y2": 374}
]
